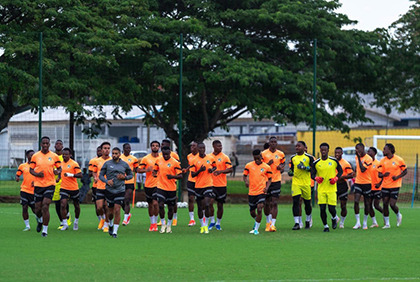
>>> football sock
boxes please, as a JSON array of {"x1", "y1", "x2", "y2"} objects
[
  {"x1": 210, "y1": 216, "x2": 215, "y2": 223},
  {"x1": 255, "y1": 222, "x2": 261, "y2": 230},
  {"x1": 97, "y1": 215, "x2": 102, "y2": 222},
  {"x1": 173, "y1": 213, "x2": 177, "y2": 220},
  {"x1": 341, "y1": 216, "x2": 346, "y2": 224},
  {"x1": 294, "y1": 216, "x2": 299, "y2": 224},
  {"x1": 271, "y1": 219, "x2": 276, "y2": 226},
  {"x1": 113, "y1": 224, "x2": 119, "y2": 234},
  {"x1": 74, "y1": 218, "x2": 79, "y2": 224},
  {"x1": 266, "y1": 214, "x2": 272, "y2": 223},
  {"x1": 216, "y1": 218, "x2": 221, "y2": 225},
  {"x1": 109, "y1": 219, "x2": 114, "y2": 227},
  {"x1": 124, "y1": 214, "x2": 129, "y2": 222},
  {"x1": 363, "y1": 215, "x2": 368, "y2": 226},
  {"x1": 355, "y1": 213, "x2": 360, "y2": 224},
  {"x1": 384, "y1": 216, "x2": 390, "y2": 225},
  {"x1": 24, "y1": 219, "x2": 30, "y2": 228},
  {"x1": 42, "y1": 225, "x2": 48, "y2": 234},
  {"x1": 189, "y1": 212, "x2": 194, "y2": 220},
  {"x1": 62, "y1": 219, "x2": 68, "y2": 227},
  {"x1": 168, "y1": 219, "x2": 172, "y2": 226},
  {"x1": 372, "y1": 216, "x2": 377, "y2": 225},
  {"x1": 306, "y1": 214, "x2": 312, "y2": 222}
]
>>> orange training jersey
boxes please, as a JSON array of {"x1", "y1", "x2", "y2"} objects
[
  {"x1": 192, "y1": 154, "x2": 216, "y2": 189},
  {"x1": 262, "y1": 149, "x2": 285, "y2": 182},
  {"x1": 94, "y1": 156, "x2": 112, "y2": 190},
  {"x1": 243, "y1": 161, "x2": 272, "y2": 196},
  {"x1": 338, "y1": 158, "x2": 353, "y2": 182},
  {"x1": 371, "y1": 159, "x2": 381, "y2": 191},
  {"x1": 30, "y1": 151, "x2": 61, "y2": 187},
  {"x1": 378, "y1": 155, "x2": 406, "y2": 189},
  {"x1": 139, "y1": 153, "x2": 160, "y2": 188},
  {"x1": 120, "y1": 154, "x2": 139, "y2": 184},
  {"x1": 355, "y1": 154, "x2": 372, "y2": 184},
  {"x1": 61, "y1": 159, "x2": 82, "y2": 190},
  {"x1": 187, "y1": 153, "x2": 199, "y2": 182},
  {"x1": 212, "y1": 152, "x2": 232, "y2": 187},
  {"x1": 16, "y1": 163, "x2": 35, "y2": 194},
  {"x1": 88, "y1": 157, "x2": 99, "y2": 188},
  {"x1": 154, "y1": 156, "x2": 182, "y2": 191},
  {"x1": 159, "y1": 151, "x2": 180, "y2": 162}
]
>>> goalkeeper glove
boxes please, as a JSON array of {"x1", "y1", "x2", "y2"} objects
[
  {"x1": 329, "y1": 177, "x2": 338, "y2": 185},
  {"x1": 315, "y1": 176, "x2": 324, "y2": 184},
  {"x1": 288, "y1": 170, "x2": 294, "y2": 176}
]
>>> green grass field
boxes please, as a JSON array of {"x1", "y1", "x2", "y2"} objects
[{"x1": 1, "y1": 203, "x2": 420, "y2": 281}]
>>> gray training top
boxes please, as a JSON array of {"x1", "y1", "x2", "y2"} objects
[{"x1": 99, "y1": 158, "x2": 133, "y2": 194}]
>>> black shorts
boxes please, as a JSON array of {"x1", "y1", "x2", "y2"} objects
[
  {"x1": 336, "y1": 182, "x2": 349, "y2": 201},
  {"x1": 125, "y1": 184, "x2": 135, "y2": 191},
  {"x1": 60, "y1": 189, "x2": 80, "y2": 201},
  {"x1": 248, "y1": 194, "x2": 266, "y2": 211},
  {"x1": 370, "y1": 190, "x2": 382, "y2": 200},
  {"x1": 156, "y1": 188, "x2": 177, "y2": 206},
  {"x1": 187, "y1": 181, "x2": 196, "y2": 197},
  {"x1": 382, "y1": 188, "x2": 400, "y2": 200},
  {"x1": 195, "y1": 187, "x2": 213, "y2": 200},
  {"x1": 91, "y1": 187, "x2": 97, "y2": 202},
  {"x1": 145, "y1": 187, "x2": 157, "y2": 203},
  {"x1": 213, "y1": 187, "x2": 227, "y2": 203},
  {"x1": 354, "y1": 183, "x2": 371, "y2": 196},
  {"x1": 266, "y1": 181, "x2": 281, "y2": 198},
  {"x1": 105, "y1": 190, "x2": 125, "y2": 208},
  {"x1": 20, "y1": 191, "x2": 35, "y2": 208},
  {"x1": 34, "y1": 186, "x2": 55, "y2": 203},
  {"x1": 96, "y1": 189, "x2": 106, "y2": 201}
]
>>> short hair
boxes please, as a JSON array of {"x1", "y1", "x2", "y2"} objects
[
  {"x1": 190, "y1": 141, "x2": 197, "y2": 146},
  {"x1": 212, "y1": 140, "x2": 221, "y2": 146},
  {"x1": 161, "y1": 146, "x2": 171, "y2": 151},
  {"x1": 252, "y1": 149, "x2": 261, "y2": 156},
  {"x1": 100, "y1": 142, "x2": 111, "y2": 149},
  {"x1": 26, "y1": 150, "x2": 35, "y2": 156},
  {"x1": 96, "y1": 146, "x2": 102, "y2": 150},
  {"x1": 356, "y1": 143, "x2": 364, "y2": 149},
  {"x1": 162, "y1": 139, "x2": 171, "y2": 145},
  {"x1": 335, "y1": 147, "x2": 343, "y2": 152},
  {"x1": 385, "y1": 143, "x2": 395, "y2": 154},
  {"x1": 150, "y1": 140, "x2": 160, "y2": 147},
  {"x1": 263, "y1": 143, "x2": 270, "y2": 150},
  {"x1": 369, "y1": 147, "x2": 378, "y2": 154},
  {"x1": 41, "y1": 136, "x2": 50, "y2": 142},
  {"x1": 297, "y1": 141, "x2": 307, "y2": 148},
  {"x1": 319, "y1": 142, "x2": 329, "y2": 149},
  {"x1": 197, "y1": 142, "x2": 205, "y2": 147},
  {"x1": 123, "y1": 143, "x2": 130, "y2": 148},
  {"x1": 112, "y1": 147, "x2": 121, "y2": 152},
  {"x1": 55, "y1": 139, "x2": 63, "y2": 144},
  {"x1": 62, "y1": 147, "x2": 73, "y2": 155},
  {"x1": 269, "y1": 136, "x2": 277, "y2": 141}
]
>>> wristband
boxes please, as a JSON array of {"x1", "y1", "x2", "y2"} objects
[{"x1": 66, "y1": 173, "x2": 74, "y2": 177}]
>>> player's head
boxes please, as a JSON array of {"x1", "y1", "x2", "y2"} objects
[
  {"x1": 355, "y1": 143, "x2": 365, "y2": 156},
  {"x1": 111, "y1": 147, "x2": 121, "y2": 160},
  {"x1": 55, "y1": 140, "x2": 63, "y2": 152},
  {"x1": 150, "y1": 140, "x2": 160, "y2": 153},
  {"x1": 26, "y1": 150, "x2": 35, "y2": 162},
  {"x1": 263, "y1": 143, "x2": 270, "y2": 150},
  {"x1": 319, "y1": 142, "x2": 329, "y2": 159},
  {"x1": 62, "y1": 147, "x2": 72, "y2": 162},
  {"x1": 161, "y1": 146, "x2": 171, "y2": 160},
  {"x1": 252, "y1": 149, "x2": 262, "y2": 164},
  {"x1": 384, "y1": 143, "x2": 395, "y2": 155},
  {"x1": 122, "y1": 143, "x2": 131, "y2": 155},
  {"x1": 161, "y1": 139, "x2": 171, "y2": 148},
  {"x1": 269, "y1": 136, "x2": 277, "y2": 150},
  {"x1": 212, "y1": 140, "x2": 222, "y2": 153},
  {"x1": 334, "y1": 147, "x2": 343, "y2": 160},
  {"x1": 197, "y1": 143, "x2": 206, "y2": 156},
  {"x1": 367, "y1": 147, "x2": 377, "y2": 159},
  {"x1": 40, "y1": 136, "x2": 50, "y2": 151},
  {"x1": 296, "y1": 141, "x2": 306, "y2": 154},
  {"x1": 190, "y1": 141, "x2": 198, "y2": 154},
  {"x1": 101, "y1": 142, "x2": 111, "y2": 157},
  {"x1": 96, "y1": 146, "x2": 102, "y2": 157}
]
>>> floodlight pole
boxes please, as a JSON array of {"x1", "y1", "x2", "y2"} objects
[
  {"x1": 38, "y1": 32, "x2": 43, "y2": 150},
  {"x1": 312, "y1": 38, "x2": 317, "y2": 206},
  {"x1": 177, "y1": 33, "x2": 183, "y2": 201}
]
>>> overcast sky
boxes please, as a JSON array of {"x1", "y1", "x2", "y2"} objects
[{"x1": 337, "y1": 0, "x2": 413, "y2": 31}]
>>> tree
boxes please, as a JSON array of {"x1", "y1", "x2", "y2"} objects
[{"x1": 114, "y1": 0, "x2": 382, "y2": 164}]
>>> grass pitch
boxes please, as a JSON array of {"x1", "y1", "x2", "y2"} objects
[{"x1": 1, "y1": 203, "x2": 420, "y2": 281}]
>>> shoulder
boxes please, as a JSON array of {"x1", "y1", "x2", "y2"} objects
[
  {"x1": 277, "y1": 150, "x2": 285, "y2": 157},
  {"x1": 328, "y1": 156, "x2": 339, "y2": 164},
  {"x1": 313, "y1": 158, "x2": 321, "y2": 165},
  {"x1": 304, "y1": 153, "x2": 314, "y2": 160}
]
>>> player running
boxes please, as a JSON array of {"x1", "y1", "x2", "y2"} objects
[
  {"x1": 120, "y1": 143, "x2": 139, "y2": 226},
  {"x1": 243, "y1": 149, "x2": 272, "y2": 235},
  {"x1": 334, "y1": 147, "x2": 354, "y2": 228},
  {"x1": 367, "y1": 147, "x2": 383, "y2": 228},
  {"x1": 191, "y1": 143, "x2": 216, "y2": 234},
  {"x1": 16, "y1": 150, "x2": 36, "y2": 231},
  {"x1": 99, "y1": 147, "x2": 133, "y2": 238},
  {"x1": 289, "y1": 141, "x2": 314, "y2": 230},
  {"x1": 209, "y1": 140, "x2": 233, "y2": 231},
  {"x1": 312, "y1": 143, "x2": 343, "y2": 232},
  {"x1": 261, "y1": 137, "x2": 285, "y2": 232},
  {"x1": 59, "y1": 148, "x2": 82, "y2": 231},
  {"x1": 377, "y1": 143, "x2": 407, "y2": 229},
  {"x1": 138, "y1": 141, "x2": 161, "y2": 231},
  {"x1": 185, "y1": 141, "x2": 198, "y2": 226},
  {"x1": 88, "y1": 146, "x2": 103, "y2": 225},
  {"x1": 153, "y1": 147, "x2": 183, "y2": 234},
  {"x1": 30, "y1": 136, "x2": 62, "y2": 237},
  {"x1": 353, "y1": 143, "x2": 373, "y2": 230}
]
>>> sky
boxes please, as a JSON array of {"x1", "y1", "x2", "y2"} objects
[{"x1": 337, "y1": 0, "x2": 413, "y2": 31}]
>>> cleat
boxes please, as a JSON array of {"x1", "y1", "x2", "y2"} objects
[
  {"x1": 265, "y1": 222, "x2": 271, "y2": 232},
  {"x1": 208, "y1": 222, "x2": 216, "y2": 230},
  {"x1": 370, "y1": 223, "x2": 379, "y2": 228},
  {"x1": 305, "y1": 221, "x2": 311, "y2": 229},
  {"x1": 292, "y1": 223, "x2": 300, "y2": 230},
  {"x1": 160, "y1": 225, "x2": 167, "y2": 234},
  {"x1": 397, "y1": 214, "x2": 402, "y2": 227},
  {"x1": 339, "y1": 223, "x2": 344, "y2": 229},
  {"x1": 166, "y1": 225, "x2": 172, "y2": 233},
  {"x1": 323, "y1": 227, "x2": 330, "y2": 232},
  {"x1": 152, "y1": 224, "x2": 158, "y2": 232},
  {"x1": 108, "y1": 226, "x2": 114, "y2": 236},
  {"x1": 363, "y1": 225, "x2": 368, "y2": 230},
  {"x1": 269, "y1": 225, "x2": 277, "y2": 232},
  {"x1": 299, "y1": 222, "x2": 304, "y2": 229},
  {"x1": 112, "y1": 234, "x2": 117, "y2": 238},
  {"x1": 57, "y1": 224, "x2": 64, "y2": 230},
  {"x1": 23, "y1": 227, "x2": 31, "y2": 232},
  {"x1": 36, "y1": 221, "x2": 42, "y2": 233},
  {"x1": 103, "y1": 227, "x2": 109, "y2": 233},
  {"x1": 188, "y1": 220, "x2": 196, "y2": 226},
  {"x1": 157, "y1": 220, "x2": 162, "y2": 226},
  {"x1": 382, "y1": 224, "x2": 391, "y2": 229},
  {"x1": 172, "y1": 219, "x2": 177, "y2": 226},
  {"x1": 73, "y1": 222, "x2": 78, "y2": 231},
  {"x1": 126, "y1": 213, "x2": 131, "y2": 225},
  {"x1": 253, "y1": 229, "x2": 259, "y2": 235},
  {"x1": 332, "y1": 218, "x2": 338, "y2": 230},
  {"x1": 148, "y1": 224, "x2": 154, "y2": 232},
  {"x1": 204, "y1": 226, "x2": 209, "y2": 234},
  {"x1": 215, "y1": 224, "x2": 222, "y2": 231},
  {"x1": 122, "y1": 220, "x2": 128, "y2": 226},
  {"x1": 353, "y1": 223, "x2": 361, "y2": 230},
  {"x1": 200, "y1": 227, "x2": 205, "y2": 234},
  {"x1": 60, "y1": 225, "x2": 68, "y2": 231},
  {"x1": 97, "y1": 219, "x2": 105, "y2": 230},
  {"x1": 67, "y1": 214, "x2": 72, "y2": 227},
  {"x1": 249, "y1": 229, "x2": 255, "y2": 234},
  {"x1": 42, "y1": 232, "x2": 48, "y2": 237}
]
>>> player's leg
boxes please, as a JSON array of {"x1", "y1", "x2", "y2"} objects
[
  {"x1": 123, "y1": 185, "x2": 133, "y2": 225},
  {"x1": 320, "y1": 204, "x2": 328, "y2": 231},
  {"x1": 172, "y1": 198, "x2": 178, "y2": 226},
  {"x1": 188, "y1": 191, "x2": 196, "y2": 226},
  {"x1": 339, "y1": 198, "x2": 347, "y2": 228},
  {"x1": 292, "y1": 195, "x2": 301, "y2": 230},
  {"x1": 34, "y1": 187, "x2": 43, "y2": 233},
  {"x1": 353, "y1": 185, "x2": 362, "y2": 229},
  {"x1": 254, "y1": 202, "x2": 264, "y2": 235},
  {"x1": 55, "y1": 200, "x2": 62, "y2": 223},
  {"x1": 302, "y1": 185, "x2": 312, "y2": 229},
  {"x1": 390, "y1": 189, "x2": 402, "y2": 227},
  {"x1": 382, "y1": 190, "x2": 391, "y2": 228},
  {"x1": 20, "y1": 192, "x2": 33, "y2": 231},
  {"x1": 96, "y1": 198, "x2": 105, "y2": 230},
  {"x1": 269, "y1": 182, "x2": 281, "y2": 231},
  {"x1": 158, "y1": 197, "x2": 166, "y2": 233},
  {"x1": 41, "y1": 196, "x2": 52, "y2": 236},
  {"x1": 166, "y1": 199, "x2": 175, "y2": 233},
  {"x1": 362, "y1": 190, "x2": 371, "y2": 230},
  {"x1": 327, "y1": 191, "x2": 338, "y2": 230},
  {"x1": 202, "y1": 196, "x2": 211, "y2": 233},
  {"x1": 374, "y1": 196, "x2": 383, "y2": 214},
  {"x1": 60, "y1": 196, "x2": 69, "y2": 230},
  {"x1": 208, "y1": 197, "x2": 215, "y2": 229},
  {"x1": 264, "y1": 195, "x2": 272, "y2": 231},
  {"x1": 102, "y1": 193, "x2": 112, "y2": 233}
]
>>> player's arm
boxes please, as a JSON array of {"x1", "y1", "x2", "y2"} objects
[
  {"x1": 288, "y1": 158, "x2": 294, "y2": 176},
  {"x1": 264, "y1": 177, "x2": 272, "y2": 193},
  {"x1": 214, "y1": 161, "x2": 233, "y2": 176},
  {"x1": 243, "y1": 166, "x2": 250, "y2": 187},
  {"x1": 208, "y1": 161, "x2": 217, "y2": 174},
  {"x1": 98, "y1": 164, "x2": 108, "y2": 183},
  {"x1": 30, "y1": 168, "x2": 44, "y2": 178},
  {"x1": 167, "y1": 167, "x2": 183, "y2": 180},
  {"x1": 277, "y1": 157, "x2": 286, "y2": 172},
  {"x1": 124, "y1": 163, "x2": 134, "y2": 180},
  {"x1": 137, "y1": 162, "x2": 152, "y2": 173},
  {"x1": 191, "y1": 165, "x2": 205, "y2": 177},
  {"x1": 356, "y1": 154, "x2": 369, "y2": 173},
  {"x1": 329, "y1": 160, "x2": 342, "y2": 184},
  {"x1": 15, "y1": 166, "x2": 23, "y2": 182},
  {"x1": 65, "y1": 170, "x2": 83, "y2": 178},
  {"x1": 152, "y1": 162, "x2": 159, "y2": 178},
  {"x1": 392, "y1": 168, "x2": 408, "y2": 181}
]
